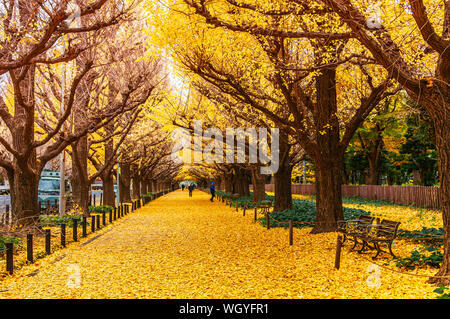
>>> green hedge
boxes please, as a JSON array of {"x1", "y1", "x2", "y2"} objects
[
  {"x1": 258, "y1": 199, "x2": 370, "y2": 229},
  {"x1": 89, "y1": 205, "x2": 113, "y2": 213}
]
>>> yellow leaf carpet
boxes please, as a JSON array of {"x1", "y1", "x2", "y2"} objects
[{"x1": 0, "y1": 190, "x2": 439, "y2": 298}]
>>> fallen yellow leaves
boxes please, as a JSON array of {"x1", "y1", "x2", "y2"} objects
[{"x1": 0, "y1": 190, "x2": 440, "y2": 298}]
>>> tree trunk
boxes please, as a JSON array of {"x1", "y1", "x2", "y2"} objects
[
  {"x1": 251, "y1": 167, "x2": 266, "y2": 202},
  {"x1": 310, "y1": 67, "x2": 344, "y2": 233},
  {"x1": 102, "y1": 172, "x2": 115, "y2": 207},
  {"x1": 224, "y1": 174, "x2": 233, "y2": 193},
  {"x1": 273, "y1": 162, "x2": 293, "y2": 212},
  {"x1": 235, "y1": 168, "x2": 250, "y2": 197},
  {"x1": 119, "y1": 163, "x2": 131, "y2": 203},
  {"x1": 311, "y1": 160, "x2": 344, "y2": 233},
  {"x1": 367, "y1": 156, "x2": 381, "y2": 185},
  {"x1": 427, "y1": 114, "x2": 450, "y2": 285},
  {"x1": 273, "y1": 131, "x2": 292, "y2": 212},
  {"x1": 71, "y1": 136, "x2": 90, "y2": 214},
  {"x1": 132, "y1": 174, "x2": 141, "y2": 199},
  {"x1": 11, "y1": 167, "x2": 40, "y2": 226}
]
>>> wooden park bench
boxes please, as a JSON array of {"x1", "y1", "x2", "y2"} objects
[
  {"x1": 354, "y1": 219, "x2": 401, "y2": 259},
  {"x1": 337, "y1": 215, "x2": 375, "y2": 245},
  {"x1": 339, "y1": 217, "x2": 401, "y2": 260}
]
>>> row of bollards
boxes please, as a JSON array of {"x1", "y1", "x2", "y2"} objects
[{"x1": 3, "y1": 196, "x2": 150, "y2": 275}]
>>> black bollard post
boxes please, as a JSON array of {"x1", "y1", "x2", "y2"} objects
[
  {"x1": 6, "y1": 242, "x2": 13, "y2": 274},
  {"x1": 61, "y1": 223, "x2": 66, "y2": 247},
  {"x1": 266, "y1": 214, "x2": 270, "y2": 230},
  {"x1": 254, "y1": 208, "x2": 257, "y2": 222},
  {"x1": 27, "y1": 234, "x2": 33, "y2": 263},
  {"x1": 45, "y1": 229, "x2": 51, "y2": 254},
  {"x1": 91, "y1": 216, "x2": 95, "y2": 233},
  {"x1": 73, "y1": 219, "x2": 78, "y2": 242},
  {"x1": 113, "y1": 207, "x2": 117, "y2": 220},
  {"x1": 102, "y1": 212, "x2": 106, "y2": 226},
  {"x1": 96, "y1": 214, "x2": 100, "y2": 229},
  {"x1": 82, "y1": 216, "x2": 87, "y2": 237},
  {"x1": 335, "y1": 235, "x2": 343, "y2": 270},
  {"x1": 109, "y1": 209, "x2": 112, "y2": 223}
]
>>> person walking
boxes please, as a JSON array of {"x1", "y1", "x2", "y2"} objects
[
  {"x1": 209, "y1": 181, "x2": 215, "y2": 202},
  {"x1": 181, "y1": 184, "x2": 185, "y2": 191},
  {"x1": 188, "y1": 183, "x2": 194, "y2": 197}
]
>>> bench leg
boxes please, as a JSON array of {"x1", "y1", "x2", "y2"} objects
[
  {"x1": 357, "y1": 240, "x2": 367, "y2": 254},
  {"x1": 372, "y1": 242, "x2": 382, "y2": 260},
  {"x1": 350, "y1": 237, "x2": 358, "y2": 251},
  {"x1": 388, "y1": 242, "x2": 396, "y2": 258}
]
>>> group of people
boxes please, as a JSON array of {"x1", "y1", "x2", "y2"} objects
[{"x1": 181, "y1": 181, "x2": 216, "y2": 202}]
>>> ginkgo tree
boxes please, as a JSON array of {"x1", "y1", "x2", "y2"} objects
[
  {"x1": 320, "y1": 0, "x2": 450, "y2": 286},
  {"x1": 149, "y1": 0, "x2": 396, "y2": 232}
]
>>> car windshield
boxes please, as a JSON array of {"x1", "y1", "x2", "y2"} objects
[{"x1": 39, "y1": 179, "x2": 60, "y2": 192}]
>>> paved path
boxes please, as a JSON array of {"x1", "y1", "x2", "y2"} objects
[{"x1": 0, "y1": 190, "x2": 435, "y2": 298}]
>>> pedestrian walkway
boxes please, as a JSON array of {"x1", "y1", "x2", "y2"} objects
[{"x1": 0, "y1": 190, "x2": 436, "y2": 298}]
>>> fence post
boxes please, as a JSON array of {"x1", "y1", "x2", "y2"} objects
[
  {"x1": 6, "y1": 242, "x2": 13, "y2": 274},
  {"x1": 235, "y1": 201, "x2": 238, "y2": 212},
  {"x1": 289, "y1": 220, "x2": 293, "y2": 246},
  {"x1": 82, "y1": 216, "x2": 87, "y2": 237},
  {"x1": 335, "y1": 235, "x2": 343, "y2": 270},
  {"x1": 27, "y1": 234, "x2": 33, "y2": 263},
  {"x1": 45, "y1": 229, "x2": 51, "y2": 254},
  {"x1": 113, "y1": 207, "x2": 117, "y2": 220},
  {"x1": 266, "y1": 214, "x2": 270, "y2": 230},
  {"x1": 102, "y1": 212, "x2": 106, "y2": 226},
  {"x1": 73, "y1": 219, "x2": 78, "y2": 242},
  {"x1": 243, "y1": 204, "x2": 246, "y2": 216},
  {"x1": 254, "y1": 208, "x2": 257, "y2": 222},
  {"x1": 61, "y1": 223, "x2": 66, "y2": 247},
  {"x1": 96, "y1": 214, "x2": 100, "y2": 229},
  {"x1": 109, "y1": 209, "x2": 112, "y2": 223}
]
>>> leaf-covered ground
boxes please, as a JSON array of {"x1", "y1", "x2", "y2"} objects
[{"x1": 0, "y1": 190, "x2": 441, "y2": 298}]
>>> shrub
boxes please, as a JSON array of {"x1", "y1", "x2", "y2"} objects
[
  {"x1": 394, "y1": 245, "x2": 443, "y2": 270},
  {"x1": 397, "y1": 227, "x2": 444, "y2": 246},
  {"x1": 89, "y1": 205, "x2": 113, "y2": 213},
  {"x1": 40, "y1": 215, "x2": 83, "y2": 228},
  {"x1": 258, "y1": 199, "x2": 370, "y2": 229}
]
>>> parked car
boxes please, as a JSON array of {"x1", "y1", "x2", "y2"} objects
[
  {"x1": 0, "y1": 181, "x2": 9, "y2": 195},
  {"x1": 38, "y1": 170, "x2": 71, "y2": 208}
]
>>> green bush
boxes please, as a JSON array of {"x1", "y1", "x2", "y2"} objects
[
  {"x1": 433, "y1": 286, "x2": 450, "y2": 299},
  {"x1": 89, "y1": 205, "x2": 113, "y2": 213},
  {"x1": 142, "y1": 192, "x2": 154, "y2": 198},
  {"x1": 397, "y1": 227, "x2": 444, "y2": 246},
  {"x1": 258, "y1": 199, "x2": 370, "y2": 229},
  {"x1": 394, "y1": 245, "x2": 443, "y2": 270},
  {"x1": 40, "y1": 215, "x2": 83, "y2": 228},
  {"x1": 0, "y1": 235, "x2": 22, "y2": 254}
]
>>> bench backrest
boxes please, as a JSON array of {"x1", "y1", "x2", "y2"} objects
[
  {"x1": 356, "y1": 215, "x2": 375, "y2": 231},
  {"x1": 376, "y1": 219, "x2": 401, "y2": 239}
]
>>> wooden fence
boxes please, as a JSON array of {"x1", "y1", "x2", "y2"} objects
[{"x1": 260, "y1": 184, "x2": 442, "y2": 210}]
